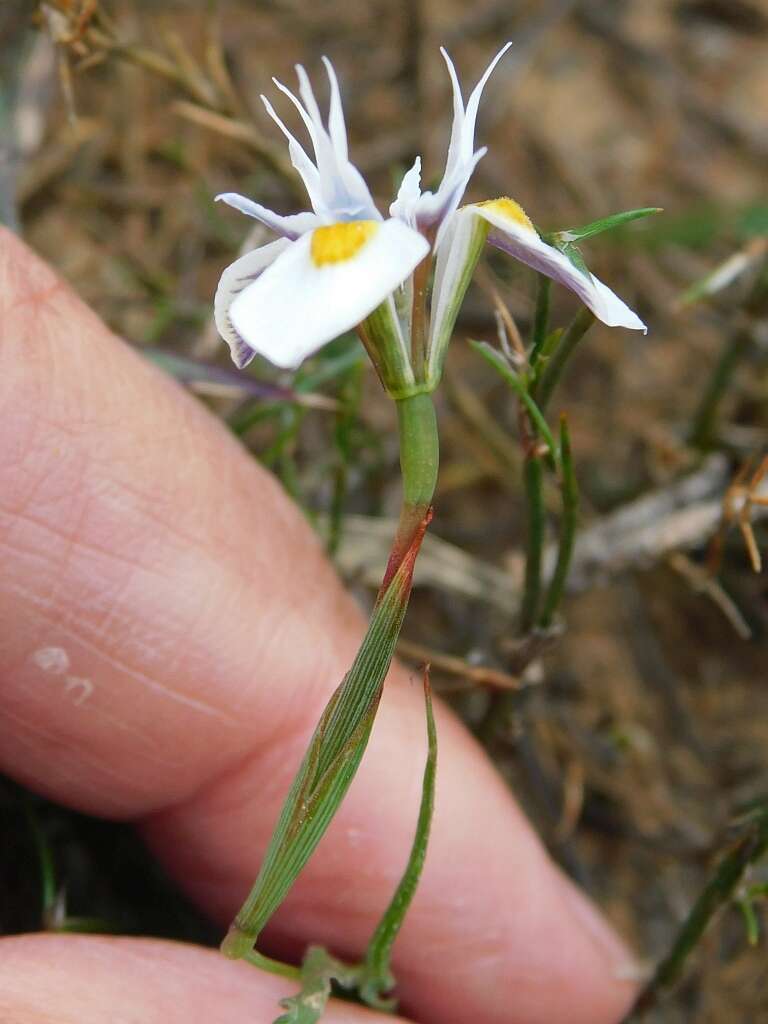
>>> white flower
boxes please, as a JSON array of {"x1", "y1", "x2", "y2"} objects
[
  {"x1": 214, "y1": 48, "x2": 647, "y2": 392},
  {"x1": 214, "y1": 59, "x2": 428, "y2": 370}
]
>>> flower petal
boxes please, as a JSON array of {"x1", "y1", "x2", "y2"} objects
[
  {"x1": 260, "y1": 94, "x2": 325, "y2": 213},
  {"x1": 229, "y1": 219, "x2": 430, "y2": 370},
  {"x1": 410, "y1": 43, "x2": 511, "y2": 241},
  {"x1": 268, "y1": 64, "x2": 380, "y2": 223},
  {"x1": 425, "y1": 208, "x2": 488, "y2": 386},
  {"x1": 214, "y1": 238, "x2": 292, "y2": 368},
  {"x1": 475, "y1": 199, "x2": 647, "y2": 332},
  {"x1": 215, "y1": 193, "x2": 320, "y2": 240},
  {"x1": 321, "y1": 55, "x2": 349, "y2": 162},
  {"x1": 389, "y1": 156, "x2": 422, "y2": 227}
]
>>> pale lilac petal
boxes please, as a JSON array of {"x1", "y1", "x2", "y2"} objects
[{"x1": 477, "y1": 203, "x2": 646, "y2": 332}]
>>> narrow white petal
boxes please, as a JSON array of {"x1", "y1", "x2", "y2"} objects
[
  {"x1": 432, "y1": 146, "x2": 486, "y2": 250},
  {"x1": 477, "y1": 203, "x2": 647, "y2": 332},
  {"x1": 215, "y1": 193, "x2": 320, "y2": 240},
  {"x1": 229, "y1": 219, "x2": 430, "y2": 369},
  {"x1": 462, "y1": 42, "x2": 512, "y2": 164},
  {"x1": 295, "y1": 65, "x2": 324, "y2": 132},
  {"x1": 417, "y1": 45, "x2": 510, "y2": 235},
  {"x1": 272, "y1": 76, "x2": 322, "y2": 156},
  {"x1": 214, "y1": 239, "x2": 292, "y2": 367},
  {"x1": 261, "y1": 94, "x2": 325, "y2": 212},
  {"x1": 438, "y1": 47, "x2": 465, "y2": 182},
  {"x1": 389, "y1": 156, "x2": 422, "y2": 225},
  {"x1": 322, "y1": 56, "x2": 349, "y2": 162},
  {"x1": 261, "y1": 93, "x2": 310, "y2": 155},
  {"x1": 266, "y1": 67, "x2": 378, "y2": 223}
]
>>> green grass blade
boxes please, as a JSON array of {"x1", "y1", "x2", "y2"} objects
[{"x1": 359, "y1": 673, "x2": 438, "y2": 1010}]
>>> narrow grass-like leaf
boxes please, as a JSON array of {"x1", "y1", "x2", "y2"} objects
[
  {"x1": 25, "y1": 805, "x2": 56, "y2": 925},
  {"x1": 470, "y1": 340, "x2": 558, "y2": 468},
  {"x1": 531, "y1": 307, "x2": 595, "y2": 414},
  {"x1": 539, "y1": 416, "x2": 579, "y2": 628},
  {"x1": 553, "y1": 207, "x2": 662, "y2": 244},
  {"x1": 519, "y1": 455, "x2": 545, "y2": 634},
  {"x1": 634, "y1": 799, "x2": 768, "y2": 1014},
  {"x1": 359, "y1": 672, "x2": 438, "y2": 1011}
]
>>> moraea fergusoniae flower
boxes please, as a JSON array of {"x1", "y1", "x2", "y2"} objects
[{"x1": 215, "y1": 46, "x2": 645, "y2": 391}]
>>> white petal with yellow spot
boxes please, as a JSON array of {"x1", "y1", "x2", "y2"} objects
[{"x1": 227, "y1": 218, "x2": 429, "y2": 370}]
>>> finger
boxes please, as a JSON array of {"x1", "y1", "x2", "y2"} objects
[
  {"x1": 0, "y1": 228, "x2": 635, "y2": 1024},
  {"x1": 0, "y1": 934, "x2": 412, "y2": 1024}
]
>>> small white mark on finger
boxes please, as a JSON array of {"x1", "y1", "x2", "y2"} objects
[
  {"x1": 31, "y1": 646, "x2": 70, "y2": 675},
  {"x1": 64, "y1": 676, "x2": 94, "y2": 706}
]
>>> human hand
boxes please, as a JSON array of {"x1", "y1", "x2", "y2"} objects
[{"x1": 0, "y1": 228, "x2": 636, "y2": 1024}]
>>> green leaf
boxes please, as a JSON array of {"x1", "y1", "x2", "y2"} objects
[
  {"x1": 470, "y1": 340, "x2": 559, "y2": 469},
  {"x1": 554, "y1": 207, "x2": 662, "y2": 244},
  {"x1": 222, "y1": 512, "x2": 431, "y2": 958},
  {"x1": 539, "y1": 416, "x2": 579, "y2": 629},
  {"x1": 358, "y1": 674, "x2": 438, "y2": 1011}
]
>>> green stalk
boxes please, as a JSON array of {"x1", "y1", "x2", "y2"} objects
[
  {"x1": 222, "y1": 392, "x2": 439, "y2": 960},
  {"x1": 532, "y1": 307, "x2": 595, "y2": 413},
  {"x1": 519, "y1": 455, "x2": 545, "y2": 634},
  {"x1": 539, "y1": 417, "x2": 578, "y2": 628},
  {"x1": 529, "y1": 275, "x2": 552, "y2": 369},
  {"x1": 379, "y1": 392, "x2": 439, "y2": 593}
]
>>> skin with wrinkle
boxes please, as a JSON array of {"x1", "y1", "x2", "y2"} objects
[{"x1": 0, "y1": 228, "x2": 635, "y2": 1024}]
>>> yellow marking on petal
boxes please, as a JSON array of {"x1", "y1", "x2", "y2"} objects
[
  {"x1": 477, "y1": 197, "x2": 536, "y2": 233},
  {"x1": 310, "y1": 221, "x2": 378, "y2": 267}
]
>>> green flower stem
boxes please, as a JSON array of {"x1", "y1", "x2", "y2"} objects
[
  {"x1": 529, "y1": 275, "x2": 552, "y2": 369},
  {"x1": 532, "y1": 306, "x2": 595, "y2": 413},
  {"x1": 397, "y1": 392, "x2": 439, "y2": 508},
  {"x1": 222, "y1": 392, "x2": 438, "y2": 963},
  {"x1": 539, "y1": 417, "x2": 578, "y2": 628},
  {"x1": 380, "y1": 392, "x2": 439, "y2": 594},
  {"x1": 519, "y1": 454, "x2": 545, "y2": 634}
]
